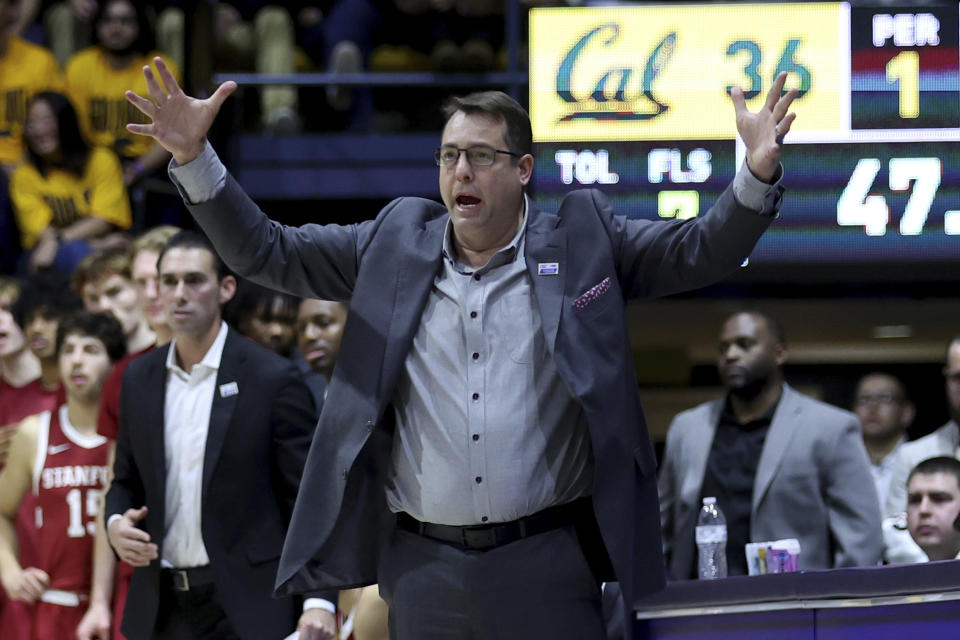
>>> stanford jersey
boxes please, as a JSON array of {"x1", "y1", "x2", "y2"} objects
[
  {"x1": 30, "y1": 405, "x2": 110, "y2": 638},
  {"x1": 0, "y1": 378, "x2": 61, "y2": 429},
  {"x1": 0, "y1": 382, "x2": 62, "y2": 638},
  {"x1": 33, "y1": 405, "x2": 110, "y2": 590}
]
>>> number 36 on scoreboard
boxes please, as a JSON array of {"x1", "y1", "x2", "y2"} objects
[{"x1": 530, "y1": 3, "x2": 960, "y2": 141}]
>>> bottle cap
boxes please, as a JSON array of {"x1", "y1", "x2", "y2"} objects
[{"x1": 702, "y1": 497, "x2": 716, "y2": 505}]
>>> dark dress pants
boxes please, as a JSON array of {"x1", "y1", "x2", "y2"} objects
[
  {"x1": 151, "y1": 582, "x2": 242, "y2": 640},
  {"x1": 378, "y1": 523, "x2": 607, "y2": 640}
]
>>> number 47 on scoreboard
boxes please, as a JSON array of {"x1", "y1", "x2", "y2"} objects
[{"x1": 837, "y1": 157, "x2": 954, "y2": 236}]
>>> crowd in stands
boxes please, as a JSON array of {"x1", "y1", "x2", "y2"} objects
[{"x1": 0, "y1": 0, "x2": 523, "y2": 276}]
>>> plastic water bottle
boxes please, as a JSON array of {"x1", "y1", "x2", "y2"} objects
[{"x1": 696, "y1": 496, "x2": 728, "y2": 580}]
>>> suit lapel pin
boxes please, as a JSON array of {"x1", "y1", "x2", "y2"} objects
[
  {"x1": 219, "y1": 381, "x2": 239, "y2": 398},
  {"x1": 538, "y1": 262, "x2": 559, "y2": 276}
]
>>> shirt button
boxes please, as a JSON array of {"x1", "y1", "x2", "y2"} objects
[
  {"x1": 472, "y1": 392, "x2": 479, "y2": 401},
  {"x1": 470, "y1": 311, "x2": 478, "y2": 319},
  {"x1": 472, "y1": 352, "x2": 479, "y2": 360},
  {"x1": 475, "y1": 476, "x2": 482, "y2": 484},
  {"x1": 481, "y1": 516, "x2": 488, "y2": 523},
  {"x1": 473, "y1": 274, "x2": 481, "y2": 282},
  {"x1": 472, "y1": 434, "x2": 479, "y2": 441}
]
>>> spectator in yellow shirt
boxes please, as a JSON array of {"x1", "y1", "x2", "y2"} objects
[
  {"x1": 0, "y1": 0, "x2": 63, "y2": 171},
  {"x1": 65, "y1": 0, "x2": 179, "y2": 187},
  {"x1": 0, "y1": 0, "x2": 64, "y2": 273},
  {"x1": 10, "y1": 92, "x2": 131, "y2": 273}
]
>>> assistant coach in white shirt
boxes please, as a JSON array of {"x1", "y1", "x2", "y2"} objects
[{"x1": 105, "y1": 231, "x2": 336, "y2": 640}]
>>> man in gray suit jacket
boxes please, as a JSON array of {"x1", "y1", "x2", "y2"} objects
[
  {"x1": 659, "y1": 311, "x2": 883, "y2": 579},
  {"x1": 125, "y1": 58, "x2": 798, "y2": 638}
]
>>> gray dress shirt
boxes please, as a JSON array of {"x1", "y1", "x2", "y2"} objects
[{"x1": 385, "y1": 201, "x2": 593, "y2": 525}]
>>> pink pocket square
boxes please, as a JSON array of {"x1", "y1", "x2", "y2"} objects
[{"x1": 572, "y1": 277, "x2": 611, "y2": 310}]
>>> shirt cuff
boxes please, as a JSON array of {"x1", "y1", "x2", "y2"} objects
[
  {"x1": 107, "y1": 514, "x2": 123, "y2": 529},
  {"x1": 303, "y1": 598, "x2": 336, "y2": 614},
  {"x1": 733, "y1": 159, "x2": 783, "y2": 213},
  {"x1": 168, "y1": 141, "x2": 227, "y2": 204}
]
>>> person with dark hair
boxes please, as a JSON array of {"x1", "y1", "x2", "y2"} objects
[
  {"x1": 0, "y1": 277, "x2": 47, "y2": 432},
  {"x1": 76, "y1": 224, "x2": 178, "y2": 640},
  {"x1": 65, "y1": 0, "x2": 180, "y2": 186},
  {"x1": 127, "y1": 57, "x2": 798, "y2": 637},
  {"x1": 0, "y1": 0, "x2": 63, "y2": 172},
  {"x1": 0, "y1": 276, "x2": 50, "y2": 637},
  {"x1": 905, "y1": 456, "x2": 960, "y2": 562},
  {"x1": 888, "y1": 336, "x2": 960, "y2": 517},
  {"x1": 229, "y1": 279, "x2": 299, "y2": 358},
  {"x1": 73, "y1": 247, "x2": 155, "y2": 355},
  {"x1": 12, "y1": 271, "x2": 83, "y2": 396},
  {"x1": 0, "y1": 0, "x2": 64, "y2": 273},
  {"x1": 296, "y1": 298, "x2": 346, "y2": 386},
  {"x1": 660, "y1": 311, "x2": 882, "y2": 578},
  {"x1": 883, "y1": 335, "x2": 960, "y2": 564},
  {"x1": 0, "y1": 310, "x2": 124, "y2": 639},
  {"x1": 10, "y1": 91, "x2": 132, "y2": 272},
  {"x1": 104, "y1": 230, "x2": 335, "y2": 640},
  {"x1": 852, "y1": 372, "x2": 914, "y2": 511}
]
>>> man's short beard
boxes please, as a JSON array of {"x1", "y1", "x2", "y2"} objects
[{"x1": 726, "y1": 376, "x2": 768, "y2": 401}]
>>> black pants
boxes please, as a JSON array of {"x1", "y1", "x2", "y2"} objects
[
  {"x1": 152, "y1": 582, "x2": 241, "y2": 640},
  {"x1": 378, "y1": 523, "x2": 607, "y2": 640}
]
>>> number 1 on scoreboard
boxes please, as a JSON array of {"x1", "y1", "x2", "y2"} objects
[{"x1": 886, "y1": 51, "x2": 919, "y2": 119}]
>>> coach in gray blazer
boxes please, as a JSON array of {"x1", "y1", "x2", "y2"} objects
[
  {"x1": 659, "y1": 311, "x2": 883, "y2": 580},
  {"x1": 127, "y1": 58, "x2": 799, "y2": 637}
]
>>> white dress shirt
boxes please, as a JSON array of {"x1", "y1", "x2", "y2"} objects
[{"x1": 161, "y1": 321, "x2": 228, "y2": 568}]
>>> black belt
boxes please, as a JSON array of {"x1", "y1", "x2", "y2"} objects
[
  {"x1": 396, "y1": 497, "x2": 590, "y2": 551},
  {"x1": 160, "y1": 565, "x2": 216, "y2": 592}
]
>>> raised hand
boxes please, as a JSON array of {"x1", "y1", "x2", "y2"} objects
[
  {"x1": 125, "y1": 57, "x2": 236, "y2": 166},
  {"x1": 730, "y1": 71, "x2": 799, "y2": 182}
]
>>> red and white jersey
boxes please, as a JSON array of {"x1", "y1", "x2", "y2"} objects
[{"x1": 31, "y1": 405, "x2": 110, "y2": 593}]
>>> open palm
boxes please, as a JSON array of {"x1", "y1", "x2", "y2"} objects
[
  {"x1": 125, "y1": 57, "x2": 236, "y2": 165},
  {"x1": 731, "y1": 71, "x2": 799, "y2": 182}
]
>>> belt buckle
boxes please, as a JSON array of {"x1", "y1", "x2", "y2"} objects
[
  {"x1": 461, "y1": 525, "x2": 497, "y2": 550},
  {"x1": 170, "y1": 569, "x2": 190, "y2": 591}
]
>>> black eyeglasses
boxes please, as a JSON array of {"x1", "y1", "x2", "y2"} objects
[
  {"x1": 854, "y1": 393, "x2": 901, "y2": 407},
  {"x1": 434, "y1": 145, "x2": 520, "y2": 167}
]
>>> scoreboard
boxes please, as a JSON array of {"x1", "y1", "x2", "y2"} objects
[{"x1": 529, "y1": 3, "x2": 960, "y2": 274}]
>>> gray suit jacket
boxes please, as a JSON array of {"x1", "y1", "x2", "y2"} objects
[
  {"x1": 659, "y1": 383, "x2": 883, "y2": 579},
  {"x1": 187, "y1": 173, "x2": 779, "y2": 608}
]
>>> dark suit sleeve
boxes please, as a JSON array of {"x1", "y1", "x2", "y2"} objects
[
  {"x1": 590, "y1": 186, "x2": 775, "y2": 300},
  {"x1": 187, "y1": 174, "x2": 363, "y2": 302},
  {"x1": 657, "y1": 416, "x2": 681, "y2": 574},
  {"x1": 269, "y1": 360, "x2": 338, "y2": 605},
  {"x1": 104, "y1": 365, "x2": 146, "y2": 545}
]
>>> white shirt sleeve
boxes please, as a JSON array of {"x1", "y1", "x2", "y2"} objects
[{"x1": 303, "y1": 597, "x2": 336, "y2": 613}]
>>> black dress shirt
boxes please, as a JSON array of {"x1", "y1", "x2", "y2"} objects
[{"x1": 698, "y1": 398, "x2": 778, "y2": 577}]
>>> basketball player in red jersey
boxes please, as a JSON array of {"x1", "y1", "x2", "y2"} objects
[
  {"x1": 0, "y1": 311, "x2": 126, "y2": 639},
  {"x1": 78, "y1": 225, "x2": 178, "y2": 640}
]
